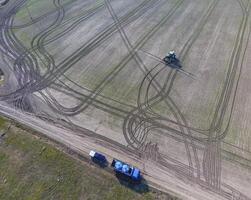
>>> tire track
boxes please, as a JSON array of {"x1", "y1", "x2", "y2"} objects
[{"x1": 123, "y1": 0, "x2": 218, "y2": 181}]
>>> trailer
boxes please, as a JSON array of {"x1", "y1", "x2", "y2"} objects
[{"x1": 111, "y1": 159, "x2": 141, "y2": 182}]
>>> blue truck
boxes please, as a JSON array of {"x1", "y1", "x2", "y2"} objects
[
  {"x1": 111, "y1": 159, "x2": 141, "y2": 182},
  {"x1": 89, "y1": 151, "x2": 141, "y2": 182}
]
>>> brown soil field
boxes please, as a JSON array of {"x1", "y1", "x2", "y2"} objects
[{"x1": 0, "y1": 0, "x2": 251, "y2": 199}]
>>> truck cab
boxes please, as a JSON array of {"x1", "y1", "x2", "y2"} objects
[{"x1": 89, "y1": 150, "x2": 107, "y2": 167}]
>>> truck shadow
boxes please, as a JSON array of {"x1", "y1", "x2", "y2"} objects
[
  {"x1": 115, "y1": 173, "x2": 150, "y2": 194},
  {"x1": 91, "y1": 157, "x2": 109, "y2": 168}
]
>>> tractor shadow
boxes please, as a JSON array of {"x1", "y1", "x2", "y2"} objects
[{"x1": 167, "y1": 59, "x2": 182, "y2": 69}]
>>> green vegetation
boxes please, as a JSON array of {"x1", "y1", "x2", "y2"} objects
[
  {"x1": 15, "y1": 0, "x2": 75, "y2": 22},
  {"x1": 15, "y1": 0, "x2": 55, "y2": 21},
  {"x1": 221, "y1": 147, "x2": 251, "y2": 169},
  {"x1": 0, "y1": 79, "x2": 4, "y2": 87},
  {"x1": 0, "y1": 116, "x2": 5, "y2": 128},
  {"x1": 0, "y1": 118, "x2": 176, "y2": 200}
]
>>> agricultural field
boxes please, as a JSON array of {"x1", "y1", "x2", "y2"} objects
[{"x1": 0, "y1": 0, "x2": 251, "y2": 199}]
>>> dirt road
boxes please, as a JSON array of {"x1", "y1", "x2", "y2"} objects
[{"x1": 0, "y1": 103, "x2": 236, "y2": 200}]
